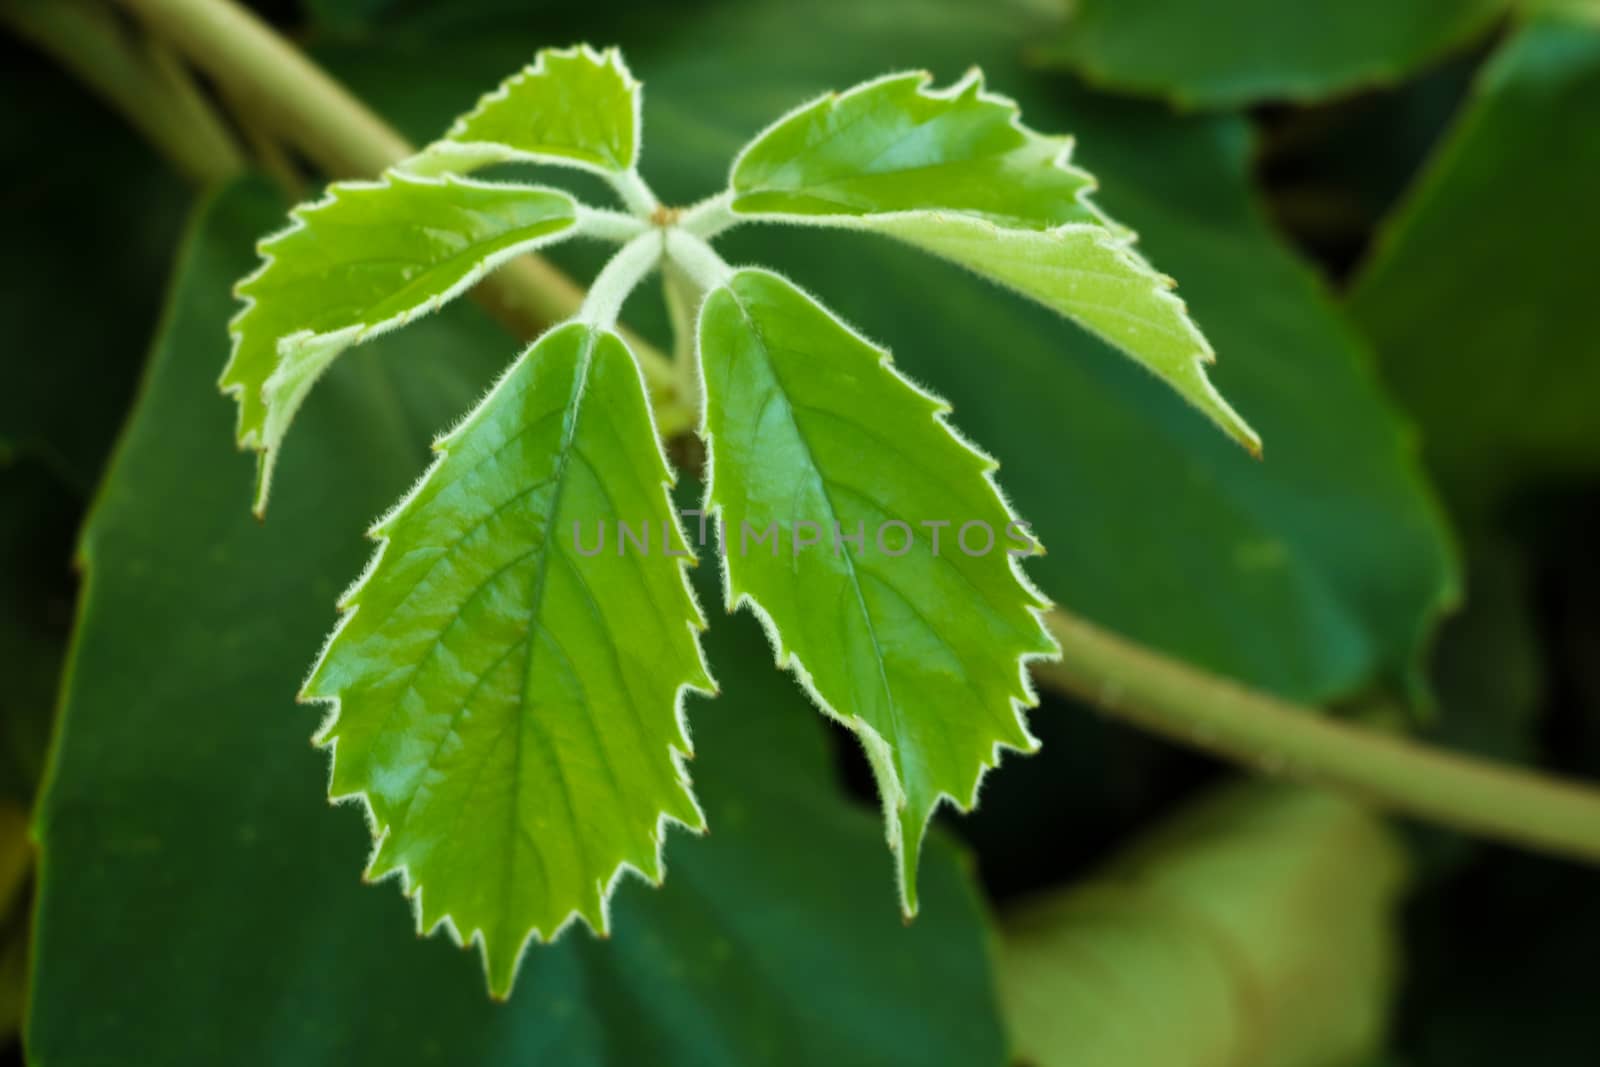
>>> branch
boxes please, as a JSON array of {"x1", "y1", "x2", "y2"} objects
[
  {"x1": 1040, "y1": 609, "x2": 1600, "y2": 868},
  {"x1": 3, "y1": 0, "x2": 242, "y2": 185},
  {"x1": 113, "y1": 0, "x2": 689, "y2": 431}
]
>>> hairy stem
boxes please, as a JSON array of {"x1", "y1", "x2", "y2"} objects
[
  {"x1": 661, "y1": 262, "x2": 705, "y2": 420},
  {"x1": 1040, "y1": 609, "x2": 1600, "y2": 867},
  {"x1": 112, "y1": 0, "x2": 685, "y2": 418},
  {"x1": 579, "y1": 231, "x2": 663, "y2": 331}
]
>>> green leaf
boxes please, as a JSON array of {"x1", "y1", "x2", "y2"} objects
[
  {"x1": 1000, "y1": 782, "x2": 1408, "y2": 1067},
  {"x1": 1034, "y1": 0, "x2": 1507, "y2": 110},
  {"x1": 697, "y1": 267, "x2": 1056, "y2": 911},
  {"x1": 729, "y1": 71, "x2": 1099, "y2": 227},
  {"x1": 1349, "y1": 13, "x2": 1600, "y2": 500},
  {"x1": 304, "y1": 319, "x2": 711, "y2": 998},
  {"x1": 727, "y1": 70, "x2": 1259, "y2": 455},
  {"x1": 408, "y1": 45, "x2": 642, "y2": 179},
  {"x1": 223, "y1": 172, "x2": 579, "y2": 514},
  {"x1": 29, "y1": 179, "x2": 1007, "y2": 1066}
]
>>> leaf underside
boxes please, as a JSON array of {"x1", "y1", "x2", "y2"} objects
[
  {"x1": 697, "y1": 268, "x2": 1057, "y2": 911},
  {"x1": 303, "y1": 322, "x2": 712, "y2": 998},
  {"x1": 729, "y1": 69, "x2": 1259, "y2": 454},
  {"x1": 224, "y1": 173, "x2": 578, "y2": 513}
]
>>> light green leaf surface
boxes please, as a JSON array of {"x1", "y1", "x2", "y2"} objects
[
  {"x1": 224, "y1": 172, "x2": 579, "y2": 514},
  {"x1": 1349, "y1": 13, "x2": 1600, "y2": 501},
  {"x1": 29, "y1": 179, "x2": 1007, "y2": 1065},
  {"x1": 1034, "y1": 0, "x2": 1507, "y2": 109},
  {"x1": 304, "y1": 320, "x2": 711, "y2": 998},
  {"x1": 729, "y1": 71, "x2": 1099, "y2": 227},
  {"x1": 697, "y1": 268, "x2": 1057, "y2": 911},
  {"x1": 1000, "y1": 782, "x2": 1408, "y2": 1067},
  {"x1": 728, "y1": 70, "x2": 1259, "y2": 454},
  {"x1": 407, "y1": 45, "x2": 641, "y2": 179}
]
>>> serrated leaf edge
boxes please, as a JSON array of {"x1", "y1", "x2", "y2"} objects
[
  {"x1": 299, "y1": 321, "x2": 716, "y2": 999},
  {"x1": 405, "y1": 44, "x2": 645, "y2": 180},
  {"x1": 727, "y1": 67, "x2": 1121, "y2": 233},
  {"x1": 871, "y1": 214, "x2": 1261, "y2": 454},
  {"x1": 222, "y1": 171, "x2": 587, "y2": 516},
  {"x1": 722, "y1": 67, "x2": 1259, "y2": 454},
  {"x1": 695, "y1": 267, "x2": 1061, "y2": 917}
]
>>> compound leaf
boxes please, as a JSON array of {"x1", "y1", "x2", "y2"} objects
[
  {"x1": 224, "y1": 173, "x2": 580, "y2": 514},
  {"x1": 696, "y1": 267, "x2": 1056, "y2": 912},
  {"x1": 302, "y1": 320, "x2": 712, "y2": 999},
  {"x1": 407, "y1": 45, "x2": 642, "y2": 178},
  {"x1": 728, "y1": 70, "x2": 1258, "y2": 454}
]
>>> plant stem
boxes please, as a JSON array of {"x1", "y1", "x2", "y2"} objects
[
  {"x1": 664, "y1": 228, "x2": 734, "y2": 290},
  {"x1": 4, "y1": 0, "x2": 242, "y2": 185},
  {"x1": 610, "y1": 168, "x2": 660, "y2": 219},
  {"x1": 112, "y1": 0, "x2": 682, "y2": 403},
  {"x1": 1040, "y1": 609, "x2": 1600, "y2": 867},
  {"x1": 661, "y1": 262, "x2": 705, "y2": 421},
  {"x1": 679, "y1": 190, "x2": 739, "y2": 240},
  {"x1": 579, "y1": 231, "x2": 663, "y2": 331}
]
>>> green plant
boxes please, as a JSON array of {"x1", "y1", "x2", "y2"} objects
[
  {"x1": 225, "y1": 46, "x2": 1266, "y2": 995},
  {"x1": 8, "y1": 0, "x2": 1600, "y2": 1065}
]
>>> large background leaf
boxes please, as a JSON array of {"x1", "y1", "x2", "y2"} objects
[
  {"x1": 26, "y1": 179, "x2": 1007, "y2": 1067},
  {"x1": 1338, "y1": 13, "x2": 1600, "y2": 1064},
  {"x1": 1032, "y1": 0, "x2": 1507, "y2": 110},
  {"x1": 1350, "y1": 12, "x2": 1600, "y2": 503}
]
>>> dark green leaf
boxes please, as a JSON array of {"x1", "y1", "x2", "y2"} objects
[
  {"x1": 1033, "y1": 0, "x2": 1506, "y2": 110},
  {"x1": 1350, "y1": 12, "x2": 1600, "y2": 501}
]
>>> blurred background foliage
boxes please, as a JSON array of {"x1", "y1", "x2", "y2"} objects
[{"x1": 1, "y1": 0, "x2": 1597, "y2": 1064}]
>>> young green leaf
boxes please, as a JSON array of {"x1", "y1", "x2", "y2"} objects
[
  {"x1": 302, "y1": 320, "x2": 712, "y2": 999},
  {"x1": 725, "y1": 70, "x2": 1259, "y2": 455},
  {"x1": 696, "y1": 267, "x2": 1058, "y2": 912},
  {"x1": 224, "y1": 173, "x2": 580, "y2": 514},
  {"x1": 405, "y1": 46, "x2": 646, "y2": 194}
]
